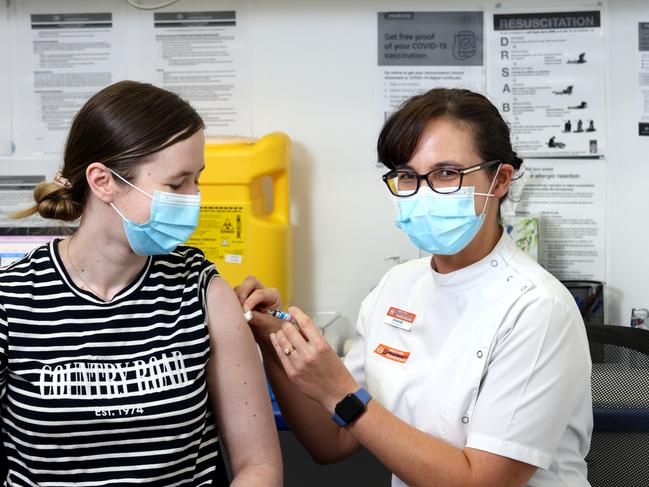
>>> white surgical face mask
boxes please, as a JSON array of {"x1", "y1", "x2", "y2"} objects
[
  {"x1": 394, "y1": 166, "x2": 501, "y2": 255},
  {"x1": 109, "y1": 169, "x2": 201, "y2": 256}
]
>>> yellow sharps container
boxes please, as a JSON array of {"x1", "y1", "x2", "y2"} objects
[{"x1": 188, "y1": 132, "x2": 292, "y2": 303}]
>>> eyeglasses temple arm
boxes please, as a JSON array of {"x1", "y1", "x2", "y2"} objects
[
  {"x1": 461, "y1": 166, "x2": 482, "y2": 175},
  {"x1": 460, "y1": 160, "x2": 501, "y2": 175}
]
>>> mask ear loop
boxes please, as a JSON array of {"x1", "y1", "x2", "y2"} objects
[
  {"x1": 109, "y1": 202, "x2": 129, "y2": 221},
  {"x1": 478, "y1": 163, "x2": 503, "y2": 216},
  {"x1": 108, "y1": 168, "x2": 153, "y2": 200},
  {"x1": 107, "y1": 168, "x2": 153, "y2": 222}
]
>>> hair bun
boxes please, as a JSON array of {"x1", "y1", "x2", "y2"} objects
[{"x1": 33, "y1": 182, "x2": 82, "y2": 222}]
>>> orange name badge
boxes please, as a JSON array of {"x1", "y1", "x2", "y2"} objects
[
  {"x1": 374, "y1": 344, "x2": 411, "y2": 364},
  {"x1": 384, "y1": 307, "x2": 416, "y2": 331}
]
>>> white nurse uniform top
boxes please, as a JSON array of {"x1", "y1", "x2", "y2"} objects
[{"x1": 344, "y1": 232, "x2": 592, "y2": 487}]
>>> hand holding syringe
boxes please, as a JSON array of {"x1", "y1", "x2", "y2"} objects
[
  {"x1": 234, "y1": 276, "x2": 298, "y2": 340},
  {"x1": 244, "y1": 309, "x2": 294, "y2": 323}
]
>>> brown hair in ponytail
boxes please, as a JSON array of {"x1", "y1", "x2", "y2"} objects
[{"x1": 13, "y1": 80, "x2": 204, "y2": 222}]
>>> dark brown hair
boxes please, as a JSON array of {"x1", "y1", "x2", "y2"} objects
[
  {"x1": 14, "y1": 80, "x2": 204, "y2": 221},
  {"x1": 377, "y1": 88, "x2": 523, "y2": 172}
]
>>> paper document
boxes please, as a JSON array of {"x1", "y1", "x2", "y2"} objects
[
  {"x1": 140, "y1": 9, "x2": 251, "y2": 136},
  {"x1": 638, "y1": 22, "x2": 649, "y2": 136},
  {"x1": 378, "y1": 11, "x2": 485, "y2": 121},
  {"x1": 489, "y1": 9, "x2": 606, "y2": 157},
  {"x1": 514, "y1": 160, "x2": 606, "y2": 281},
  {"x1": 12, "y1": 6, "x2": 125, "y2": 154},
  {"x1": 0, "y1": 2, "x2": 12, "y2": 155}
]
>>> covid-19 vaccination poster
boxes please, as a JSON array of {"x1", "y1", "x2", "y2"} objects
[
  {"x1": 377, "y1": 11, "x2": 485, "y2": 122},
  {"x1": 488, "y1": 9, "x2": 606, "y2": 158}
]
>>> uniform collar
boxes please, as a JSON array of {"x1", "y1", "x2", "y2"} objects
[{"x1": 428, "y1": 229, "x2": 517, "y2": 293}]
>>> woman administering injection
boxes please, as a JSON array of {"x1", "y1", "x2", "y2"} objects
[{"x1": 236, "y1": 88, "x2": 592, "y2": 487}]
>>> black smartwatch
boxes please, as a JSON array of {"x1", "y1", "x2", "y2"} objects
[{"x1": 332, "y1": 388, "x2": 372, "y2": 427}]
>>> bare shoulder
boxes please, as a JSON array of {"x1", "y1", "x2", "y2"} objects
[
  {"x1": 204, "y1": 276, "x2": 254, "y2": 344},
  {"x1": 206, "y1": 274, "x2": 238, "y2": 303}
]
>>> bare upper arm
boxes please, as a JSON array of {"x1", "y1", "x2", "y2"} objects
[
  {"x1": 204, "y1": 276, "x2": 282, "y2": 476},
  {"x1": 465, "y1": 448, "x2": 537, "y2": 487}
]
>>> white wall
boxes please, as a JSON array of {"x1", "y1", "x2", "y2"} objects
[
  {"x1": 250, "y1": 0, "x2": 420, "y2": 332},
  {"x1": 249, "y1": 0, "x2": 649, "y2": 329},
  {"x1": 604, "y1": 0, "x2": 649, "y2": 325},
  {"x1": 2, "y1": 0, "x2": 648, "y2": 330}
]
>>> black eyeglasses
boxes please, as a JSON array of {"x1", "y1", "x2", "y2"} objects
[{"x1": 382, "y1": 159, "x2": 501, "y2": 197}]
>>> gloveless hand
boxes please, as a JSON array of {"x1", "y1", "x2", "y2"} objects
[
  {"x1": 270, "y1": 306, "x2": 359, "y2": 413},
  {"x1": 233, "y1": 275, "x2": 284, "y2": 341}
]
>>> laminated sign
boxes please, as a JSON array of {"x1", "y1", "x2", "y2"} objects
[{"x1": 188, "y1": 205, "x2": 245, "y2": 265}]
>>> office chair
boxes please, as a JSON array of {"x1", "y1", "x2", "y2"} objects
[{"x1": 585, "y1": 324, "x2": 649, "y2": 487}]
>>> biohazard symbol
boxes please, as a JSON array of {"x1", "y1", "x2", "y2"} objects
[{"x1": 220, "y1": 218, "x2": 235, "y2": 233}]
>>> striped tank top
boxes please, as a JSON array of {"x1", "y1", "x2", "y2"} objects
[{"x1": 0, "y1": 241, "x2": 227, "y2": 486}]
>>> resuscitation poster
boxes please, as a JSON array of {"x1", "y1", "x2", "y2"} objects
[
  {"x1": 140, "y1": 8, "x2": 251, "y2": 137},
  {"x1": 638, "y1": 22, "x2": 649, "y2": 136},
  {"x1": 514, "y1": 160, "x2": 605, "y2": 281},
  {"x1": 489, "y1": 9, "x2": 606, "y2": 157},
  {"x1": 11, "y1": 1, "x2": 126, "y2": 154},
  {"x1": 377, "y1": 11, "x2": 485, "y2": 121}
]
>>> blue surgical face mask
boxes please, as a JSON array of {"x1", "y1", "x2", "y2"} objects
[
  {"x1": 394, "y1": 168, "x2": 500, "y2": 255},
  {"x1": 109, "y1": 169, "x2": 201, "y2": 256}
]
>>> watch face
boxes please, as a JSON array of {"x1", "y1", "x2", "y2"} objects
[{"x1": 335, "y1": 393, "x2": 365, "y2": 423}]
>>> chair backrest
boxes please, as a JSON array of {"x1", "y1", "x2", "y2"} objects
[{"x1": 586, "y1": 324, "x2": 649, "y2": 487}]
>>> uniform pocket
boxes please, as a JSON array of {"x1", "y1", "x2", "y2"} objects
[
  {"x1": 439, "y1": 342, "x2": 491, "y2": 445},
  {"x1": 365, "y1": 349, "x2": 413, "y2": 412}
]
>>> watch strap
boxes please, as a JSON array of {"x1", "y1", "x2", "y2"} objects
[
  {"x1": 332, "y1": 387, "x2": 372, "y2": 426},
  {"x1": 332, "y1": 411, "x2": 347, "y2": 427}
]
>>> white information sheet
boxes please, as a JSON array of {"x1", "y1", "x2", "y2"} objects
[
  {"x1": 0, "y1": 175, "x2": 56, "y2": 230},
  {"x1": 489, "y1": 9, "x2": 606, "y2": 157},
  {"x1": 378, "y1": 11, "x2": 485, "y2": 121},
  {"x1": 140, "y1": 10, "x2": 251, "y2": 136},
  {"x1": 0, "y1": 2, "x2": 12, "y2": 155},
  {"x1": 12, "y1": 6, "x2": 125, "y2": 154},
  {"x1": 514, "y1": 160, "x2": 605, "y2": 281},
  {"x1": 638, "y1": 22, "x2": 649, "y2": 136}
]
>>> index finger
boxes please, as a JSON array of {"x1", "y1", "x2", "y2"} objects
[
  {"x1": 233, "y1": 275, "x2": 264, "y2": 306},
  {"x1": 243, "y1": 288, "x2": 282, "y2": 314},
  {"x1": 288, "y1": 306, "x2": 321, "y2": 343}
]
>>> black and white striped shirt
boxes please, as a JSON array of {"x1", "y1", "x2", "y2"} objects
[{"x1": 0, "y1": 241, "x2": 227, "y2": 486}]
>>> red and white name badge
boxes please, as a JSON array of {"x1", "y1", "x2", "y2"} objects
[
  {"x1": 374, "y1": 343, "x2": 411, "y2": 363},
  {"x1": 384, "y1": 307, "x2": 416, "y2": 332}
]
